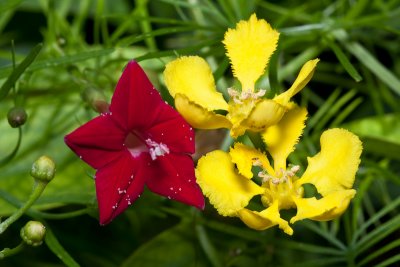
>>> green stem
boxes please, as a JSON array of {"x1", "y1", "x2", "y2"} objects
[
  {"x1": 0, "y1": 242, "x2": 25, "y2": 259},
  {"x1": 0, "y1": 127, "x2": 22, "y2": 167},
  {"x1": 0, "y1": 181, "x2": 47, "y2": 234}
]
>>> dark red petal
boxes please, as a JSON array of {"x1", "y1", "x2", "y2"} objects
[
  {"x1": 146, "y1": 104, "x2": 195, "y2": 154},
  {"x1": 109, "y1": 61, "x2": 194, "y2": 154},
  {"x1": 64, "y1": 115, "x2": 125, "y2": 169},
  {"x1": 109, "y1": 61, "x2": 165, "y2": 132},
  {"x1": 146, "y1": 153, "x2": 205, "y2": 210},
  {"x1": 96, "y1": 151, "x2": 151, "y2": 224}
]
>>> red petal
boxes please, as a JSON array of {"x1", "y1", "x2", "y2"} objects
[
  {"x1": 109, "y1": 61, "x2": 165, "y2": 131},
  {"x1": 96, "y1": 150, "x2": 151, "y2": 224},
  {"x1": 146, "y1": 104, "x2": 195, "y2": 154},
  {"x1": 146, "y1": 154, "x2": 205, "y2": 209},
  {"x1": 64, "y1": 115, "x2": 125, "y2": 169},
  {"x1": 109, "y1": 61, "x2": 194, "y2": 153}
]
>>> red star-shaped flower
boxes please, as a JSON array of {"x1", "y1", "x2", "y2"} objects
[{"x1": 65, "y1": 61, "x2": 205, "y2": 224}]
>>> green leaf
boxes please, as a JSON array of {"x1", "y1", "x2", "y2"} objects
[
  {"x1": 276, "y1": 240, "x2": 344, "y2": 256},
  {"x1": 121, "y1": 223, "x2": 208, "y2": 267},
  {"x1": 358, "y1": 239, "x2": 400, "y2": 267},
  {"x1": 0, "y1": 0, "x2": 23, "y2": 12},
  {"x1": 196, "y1": 224, "x2": 223, "y2": 267},
  {"x1": 0, "y1": 43, "x2": 42, "y2": 100},
  {"x1": 327, "y1": 40, "x2": 362, "y2": 82},
  {"x1": 45, "y1": 227, "x2": 80, "y2": 267},
  {"x1": 117, "y1": 26, "x2": 207, "y2": 47},
  {"x1": 355, "y1": 215, "x2": 400, "y2": 257},
  {"x1": 374, "y1": 254, "x2": 400, "y2": 267},
  {"x1": 0, "y1": 48, "x2": 114, "y2": 79},
  {"x1": 352, "y1": 197, "x2": 400, "y2": 243},
  {"x1": 343, "y1": 41, "x2": 400, "y2": 96},
  {"x1": 300, "y1": 222, "x2": 346, "y2": 250},
  {"x1": 343, "y1": 114, "x2": 400, "y2": 160}
]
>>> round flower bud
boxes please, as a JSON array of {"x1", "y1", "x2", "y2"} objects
[
  {"x1": 82, "y1": 88, "x2": 109, "y2": 113},
  {"x1": 30, "y1": 156, "x2": 56, "y2": 182},
  {"x1": 7, "y1": 107, "x2": 28, "y2": 128},
  {"x1": 20, "y1": 221, "x2": 46, "y2": 247}
]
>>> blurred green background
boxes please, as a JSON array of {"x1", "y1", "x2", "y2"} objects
[{"x1": 1, "y1": 0, "x2": 400, "y2": 266}]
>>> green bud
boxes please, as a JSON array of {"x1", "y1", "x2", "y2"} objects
[
  {"x1": 30, "y1": 156, "x2": 56, "y2": 182},
  {"x1": 82, "y1": 88, "x2": 109, "y2": 113},
  {"x1": 20, "y1": 221, "x2": 46, "y2": 247},
  {"x1": 7, "y1": 107, "x2": 28, "y2": 128}
]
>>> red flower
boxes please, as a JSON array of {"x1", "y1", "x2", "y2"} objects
[{"x1": 65, "y1": 61, "x2": 205, "y2": 224}]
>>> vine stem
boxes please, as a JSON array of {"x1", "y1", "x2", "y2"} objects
[
  {"x1": 0, "y1": 181, "x2": 47, "y2": 234},
  {"x1": 0, "y1": 242, "x2": 25, "y2": 259}
]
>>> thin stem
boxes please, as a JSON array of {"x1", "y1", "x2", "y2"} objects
[
  {"x1": 0, "y1": 181, "x2": 47, "y2": 234},
  {"x1": 11, "y1": 39, "x2": 16, "y2": 101},
  {"x1": 0, "y1": 127, "x2": 23, "y2": 167},
  {"x1": 0, "y1": 242, "x2": 25, "y2": 259}
]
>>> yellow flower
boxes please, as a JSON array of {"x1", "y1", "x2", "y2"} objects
[
  {"x1": 196, "y1": 107, "x2": 362, "y2": 235},
  {"x1": 164, "y1": 14, "x2": 319, "y2": 138}
]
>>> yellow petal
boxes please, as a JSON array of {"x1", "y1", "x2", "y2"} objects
[
  {"x1": 196, "y1": 150, "x2": 264, "y2": 216},
  {"x1": 296, "y1": 128, "x2": 363, "y2": 196},
  {"x1": 229, "y1": 143, "x2": 274, "y2": 179},
  {"x1": 262, "y1": 107, "x2": 308, "y2": 170},
  {"x1": 223, "y1": 14, "x2": 279, "y2": 91},
  {"x1": 237, "y1": 202, "x2": 293, "y2": 235},
  {"x1": 175, "y1": 94, "x2": 231, "y2": 129},
  {"x1": 290, "y1": 190, "x2": 356, "y2": 223},
  {"x1": 274, "y1": 59, "x2": 319, "y2": 106},
  {"x1": 164, "y1": 56, "x2": 228, "y2": 111},
  {"x1": 232, "y1": 99, "x2": 286, "y2": 138}
]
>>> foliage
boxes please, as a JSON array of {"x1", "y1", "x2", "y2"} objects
[{"x1": 0, "y1": 0, "x2": 399, "y2": 266}]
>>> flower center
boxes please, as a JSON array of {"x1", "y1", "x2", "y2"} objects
[
  {"x1": 124, "y1": 132, "x2": 169, "y2": 160},
  {"x1": 228, "y1": 87, "x2": 265, "y2": 104},
  {"x1": 254, "y1": 162, "x2": 302, "y2": 210},
  {"x1": 145, "y1": 139, "x2": 170, "y2": 160}
]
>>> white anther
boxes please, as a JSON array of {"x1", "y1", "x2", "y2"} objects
[{"x1": 146, "y1": 139, "x2": 170, "y2": 160}]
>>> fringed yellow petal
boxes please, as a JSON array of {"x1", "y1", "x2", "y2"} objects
[
  {"x1": 175, "y1": 94, "x2": 231, "y2": 129},
  {"x1": 262, "y1": 107, "x2": 308, "y2": 170},
  {"x1": 274, "y1": 59, "x2": 319, "y2": 106},
  {"x1": 164, "y1": 56, "x2": 228, "y2": 111},
  {"x1": 290, "y1": 190, "x2": 356, "y2": 223},
  {"x1": 238, "y1": 202, "x2": 293, "y2": 235},
  {"x1": 232, "y1": 99, "x2": 286, "y2": 138},
  {"x1": 229, "y1": 143, "x2": 273, "y2": 179},
  {"x1": 296, "y1": 128, "x2": 363, "y2": 196},
  {"x1": 223, "y1": 14, "x2": 279, "y2": 91},
  {"x1": 196, "y1": 150, "x2": 264, "y2": 216}
]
